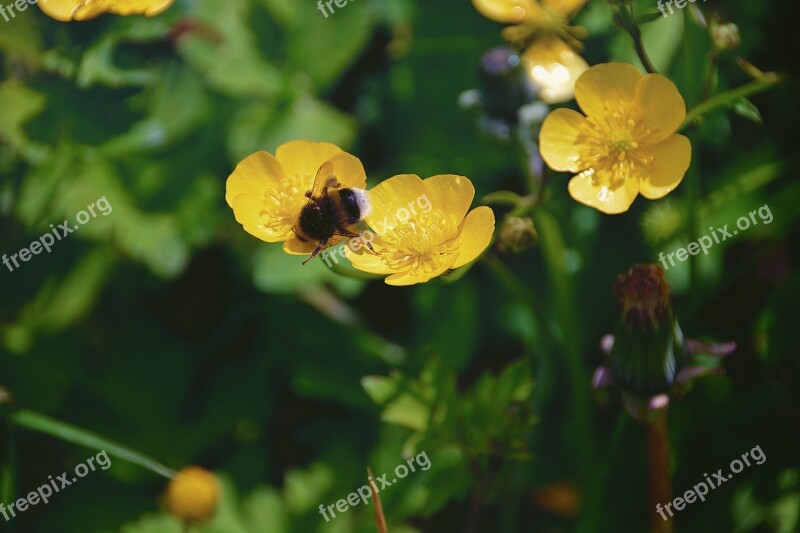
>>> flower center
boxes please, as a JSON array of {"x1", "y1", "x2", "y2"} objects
[
  {"x1": 576, "y1": 100, "x2": 654, "y2": 188},
  {"x1": 378, "y1": 210, "x2": 461, "y2": 276},
  {"x1": 256, "y1": 172, "x2": 308, "y2": 238}
]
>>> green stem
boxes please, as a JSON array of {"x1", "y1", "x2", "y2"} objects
[
  {"x1": 700, "y1": 53, "x2": 719, "y2": 102},
  {"x1": 533, "y1": 208, "x2": 593, "y2": 480},
  {"x1": 617, "y1": 6, "x2": 659, "y2": 74},
  {"x1": 11, "y1": 409, "x2": 176, "y2": 479},
  {"x1": 681, "y1": 74, "x2": 782, "y2": 129},
  {"x1": 632, "y1": 27, "x2": 658, "y2": 74},
  {"x1": 579, "y1": 413, "x2": 629, "y2": 531},
  {"x1": 685, "y1": 128, "x2": 700, "y2": 294},
  {"x1": 483, "y1": 254, "x2": 546, "y2": 342}
]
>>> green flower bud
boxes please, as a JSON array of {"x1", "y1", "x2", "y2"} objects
[
  {"x1": 711, "y1": 21, "x2": 740, "y2": 52},
  {"x1": 497, "y1": 216, "x2": 538, "y2": 254},
  {"x1": 609, "y1": 264, "x2": 687, "y2": 396}
]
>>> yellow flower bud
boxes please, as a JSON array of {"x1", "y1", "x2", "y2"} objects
[
  {"x1": 165, "y1": 467, "x2": 220, "y2": 523},
  {"x1": 710, "y1": 22, "x2": 741, "y2": 53},
  {"x1": 498, "y1": 216, "x2": 538, "y2": 254}
]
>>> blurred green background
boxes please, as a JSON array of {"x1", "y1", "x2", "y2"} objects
[{"x1": 1, "y1": 0, "x2": 799, "y2": 531}]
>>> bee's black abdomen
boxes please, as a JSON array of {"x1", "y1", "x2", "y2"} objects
[
  {"x1": 338, "y1": 188, "x2": 362, "y2": 225},
  {"x1": 298, "y1": 200, "x2": 336, "y2": 241}
]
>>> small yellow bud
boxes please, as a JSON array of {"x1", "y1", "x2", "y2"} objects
[
  {"x1": 165, "y1": 467, "x2": 220, "y2": 523},
  {"x1": 498, "y1": 216, "x2": 538, "y2": 254},
  {"x1": 710, "y1": 21, "x2": 740, "y2": 52}
]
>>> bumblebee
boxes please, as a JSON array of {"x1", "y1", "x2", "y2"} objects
[{"x1": 294, "y1": 161, "x2": 374, "y2": 264}]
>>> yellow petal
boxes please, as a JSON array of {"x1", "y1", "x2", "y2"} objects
[
  {"x1": 231, "y1": 195, "x2": 293, "y2": 243},
  {"x1": 37, "y1": 0, "x2": 85, "y2": 21},
  {"x1": 452, "y1": 206, "x2": 496, "y2": 269},
  {"x1": 72, "y1": 5, "x2": 106, "y2": 20},
  {"x1": 539, "y1": 108, "x2": 587, "y2": 172},
  {"x1": 523, "y1": 37, "x2": 588, "y2": 104},
  {"x1": 225, "y1": 151, "x2": 286, "y2": 208},
  {"x1": 574, "y1": 62, "x2": 642, "y2": 117},
  {"x1": 364, "y1": 174, "x2": 428, "y2": 235},
  {"x1": 275, "y1": 141, "x2": 366, "y2": 191},
  {"x1": 384, "y1": 254, "x2": 459, "y2": 286},
  {"x1": 639, "y1": 135, "x2": 691, "y2": 200},
  {"x1": 634, "y1": 74, "x2": 687, "y2": 143},
  {"x1": 471, "y1": 0, "x2": 539, "y2": 23},
  {"x1": 103, "y1": 0, "x2": 174, "y2": 17},
  {"x1": 543, "y1": 0, "x2": 587, "y2": 16},
  {"x1": 345, "y1": 246, "x2": 396, "y2": 275},
  {"x1": 422, "y1": 175, "x2": 475, "y2": 227},
  {"x1": 38, "y1": 0, "x2": 173, "y2": 21},
  {"x1": 567, "y1": 170, "x2": 640, "y2": 214},
  {"x1": 283, "y1": 235, "x2": 319, "y2": 256}
]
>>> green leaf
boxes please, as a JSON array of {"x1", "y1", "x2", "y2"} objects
[
  {"x1": 283, "y1": 463, "x2": 335, "y2": 513},
  {"x1": 101, "y1": 63, "x2": 211, "y2": 156},
  {"x1": 11, "y1": 409, "x2": 176, "y2": 479},
  {"x1": 361, "y1": 375, "x2": 398, "y2": 404},
  {"x1": 0, "y1": 80, "x2": 48, "y2": 162},
  {"x1": 381, "y1": 393, "x2": 430, "y2": 432},
  {"x1": 177, "y1": 0, "x2": 283, "y2": 98},
  {"x1": 287, "y1": 1, "x2": 373, "y2": 90},
  {"x1": 636, "y1": 12, "x2": 665, "y2": 25},
  {"x1": 698, "y1": 110, "x2": 731, "y2": 149},
  {"x1": 250, "y1": 244, "x2": 363, "y2": 295},
  {"x1": 15, "y1": 144, "x2": 73, "y2": 226},
  {"x1": 77, "y1": 35, "x2": 155, "y2": 89},
  {"x1": 731, "y1": 97, "x2": 763, "y2": 125},
  {"x1": 255, "y1": 0, "x2": 302, "y2": 28},
  {"x1": 18, "y1": 249, "x2": 115, "y2": 334},
  {"x1": 0, "y1": 12, "x2": 42, "y2": 65},
  {"x1": 414, "y1": 281, "x2": 479, "y2": 369},
  {"x1": 227, "y1": 94, "x2": 357, "y2": 163},
  {"x1": 242, "y1": 487, "x2": 289, "y2": 532}
]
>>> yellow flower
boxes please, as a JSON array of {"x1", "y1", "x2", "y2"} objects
[
  {"x1": 346, "y1": 174, "x2": 495, "y2": 286},
  {"x1": 225, "y1": 140, "x2": 367, "y2": 256},
  {"x1": 165, "y1": 466, "x2": 219, "y2": 523},
  {"x1": 472, "y1": 0, "x2": 589, "y2": 103},
  {"x1": 539, "y1": 62, "x2": 691, "y2": 214},
  {"x1": 37, "y1": 0, "x2": 173, "y2": 22}
]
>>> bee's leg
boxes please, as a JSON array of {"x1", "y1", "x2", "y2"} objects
[
  {"x1": 334, "y1": 228, "x2": 360, "y2": 238},
  {"x1": 302, "y1": 238, "x2": 328, "y2": 266},
  {"x1": 334, "y1": 228, "x2": 380, "y2": 255}
]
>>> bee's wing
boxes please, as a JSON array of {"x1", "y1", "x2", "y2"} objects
[{"x1": 307, "y1": 161, "x2": 338, "y2": 201}]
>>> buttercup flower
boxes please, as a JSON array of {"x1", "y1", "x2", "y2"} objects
[
  {"x1": 539, "y1": 63, "x2": 692, "y2": 214},
  {"x1": 472, "y1": 0, "x2": 589, "y2": 103},
  {"x1": 38, "y1": 0, "x2": 173, "y2": 21},
  {"x1": 346, "y1": 174, "x2": 495, "y2": 286},
  {"x1": 165, "y1": 466, "x2": 220, "y2": 523},
  {"x1": 225, "y1": 141, "x2": 367, "y2": 257}
]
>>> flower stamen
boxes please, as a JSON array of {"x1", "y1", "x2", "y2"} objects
[{"x1": 378, "y1": 210, "x2": 462, "y2": 276}]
